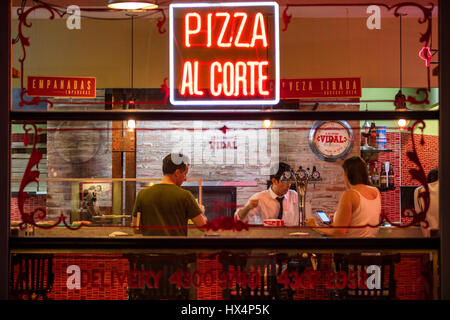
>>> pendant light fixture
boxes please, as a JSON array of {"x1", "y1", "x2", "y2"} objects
[
  {"x1": 397, "y1": 118, "x2": 410, "y2": 129},
  {"x1": 361, "y1": 104, "x2": 376, "y2": 152},
  {"x1": 394, "y1": 14, "x2": 407, "y2": 111},
  {"x1": 108, "y1": 0, "x2": 158, "y2": 10},
  {"x1": 125, "y1": 12, "x2": 137, "y2": 129}
]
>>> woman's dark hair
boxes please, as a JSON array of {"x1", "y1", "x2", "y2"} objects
[
  {"x1": 427, "y1": 168, "x2": 438, "y2": 183},
  {"x1": 342, "y1": 156, "x2": 370, "y2": 185}
]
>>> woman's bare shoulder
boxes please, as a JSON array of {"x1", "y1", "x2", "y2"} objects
[
  {"x1": 341, "y1": 189, "x2": 359, "y2": 200},
  {"x1": 358, "y1": 185, "x2": 379, "y2": 199}
]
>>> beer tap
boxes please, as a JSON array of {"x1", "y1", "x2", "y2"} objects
[{"x1": 281, "y1": 165, "x2": 322, "y2": 226}]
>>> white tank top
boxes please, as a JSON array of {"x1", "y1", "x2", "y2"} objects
[{"x1": 345, "y1": 187, "x2": 381, "y2": 238}]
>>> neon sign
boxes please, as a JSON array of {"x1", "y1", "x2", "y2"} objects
[
  {"x1": 169, "y1": 2, "x2": 280, "y2": 105},
  {"x1": 418, "y1": 46, "x2": 432, "y2": 67}
]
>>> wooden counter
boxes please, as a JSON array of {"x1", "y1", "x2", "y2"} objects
[{"x1": 16, "y1": 225, "x2": 425, "y2": 238}]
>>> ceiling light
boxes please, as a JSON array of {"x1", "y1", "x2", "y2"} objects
[
  {"x1": 397, "y1": 119, "x2": 409, "y2": 128},
  {"x1": 394, "y1": 14, "x2": 408, "y2": 111},
  {"x1": 107, "y1": 1, "x2": 158, "y2": 10},
  {"x1": 263, "y1": 120, "x2": 272, "y2": 129},
  {"x1": 127, "y1": 119, "x2": 136, "y2": 130},
  {"x1": 394, "y1": 89, "x2": 407, "y2": 110}
]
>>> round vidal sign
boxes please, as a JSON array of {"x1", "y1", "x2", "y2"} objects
[{"x1": 308, "y1": 120, "x2": 354, "y2": 162}]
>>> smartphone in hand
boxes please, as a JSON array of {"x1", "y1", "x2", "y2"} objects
[{"x1": 315, "y1": 210, "x2": 331, "y2": 224}]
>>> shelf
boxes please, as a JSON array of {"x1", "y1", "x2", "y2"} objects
[
  {"x1": 361, "y1": 145, "x2": 393, "y2": 161},
  {"x1": 10, "y1": 110, "x2": 440, "y2": 121},
  {"x1": 370, "y1": 186, "x2": 396, "y2": 192}
]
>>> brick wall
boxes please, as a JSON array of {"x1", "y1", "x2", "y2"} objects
[
  {"x1": 10, "y1": 195, "x2": 47, "y2": 222},
  {"x1": 13, "y1": 108, "x2": 438, "y2": 225},
  {"x1": 12, "y1": 102, "x2": 360, "y2": 224},
  {"x1": 47, "y1": 254, "x2": 129, "y2": 300},
  {"x1": 136, "y1": 104, "x2": 360, "y2": 217},
  {"x1": 371, "y1": 131, "x2": 439, "y2": 224},
  {"x1": 395, "y1": 254, "x2": 431, "y2": 300},
  {"x1": 12, "y1": 119, "x2": 112, "y2": 223},
  {"x1": 401, "y1": 132, "x2": 439, "y2": 186},
  {"x1": 377, "y1": 132, "x2": 401, "y2": 223},
  {"x1": 46, "y1": 121, "x2": 112, "y2": 219},
  {"x1": 11, "y1": 130, "x2": 47, "y2": 193},
  {"x1": 11, "y1": 253, "x2": 431, "y2": 300},
  {"x1": 45, "y1": 91, "x2": 112, "y2": 221}
]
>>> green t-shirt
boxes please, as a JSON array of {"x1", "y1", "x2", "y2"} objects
[{"x1": 132, "y1": 184, "x2": 202, "y2": 236}]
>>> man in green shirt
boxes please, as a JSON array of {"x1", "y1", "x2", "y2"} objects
[{"x1": 132, "y1": 153, "x2": 207, "y2": 236}]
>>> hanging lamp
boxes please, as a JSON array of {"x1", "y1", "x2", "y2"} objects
[
  {"x1": 394, "y1": 14, "x2": 407, "y2": 111},
  {"x1": 108, "y1": 1, "x2": 158, "y2": 10}
]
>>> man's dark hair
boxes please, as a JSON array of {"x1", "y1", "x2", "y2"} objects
[
  {"x1": 162, "y1": 153, "x2": 189, "y2": 175},
  {"x1": 342, "y1": 156, "x2": 370, "y2": 185},
  {"x1": 270, "y1": 162, "x2": 292, "y2": 182},
  {"x1": 427, "y1": 168, "x2": 438, "y2": 183}
]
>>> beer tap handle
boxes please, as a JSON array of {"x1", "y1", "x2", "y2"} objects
[{"x1": 312, "y1": 169, "x2": 320, "y2": 180}]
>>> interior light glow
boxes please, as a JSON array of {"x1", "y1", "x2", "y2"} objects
[
  {"x1": 185, "y1": 13, "x2": 201, "y2": 48},
  {"x1": 234, "y1": 61, "x2": 248, "y2": 96},
  {"x1": 397, "y1": 119, "x2": 408, "y2": 128},
  {"x1": 216, "y1": 12, "x2": 233, "y2": 47},
  {"x1": 250, "y1": 12, "x2": 268, "y2": 48},
  {"x1": 127, "y1": 119, "x2": 136, "y2": 130},
  {"x1": 234, "y1": 12, "x2": 250, "y2": 48},
  {"x1": 180, "y1": 61, "x2": 204, "y2": 96}
]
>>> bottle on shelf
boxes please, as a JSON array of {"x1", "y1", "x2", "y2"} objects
[
  {"x1": 372, "y1": 166, "x2": 380, "y2": 188},
  {"x1": 367, "y1": 163, "x2": 372, "y2": 184},
  {"x1": 380, "y1": 163, "x2": 387, "y2": 191},
  {"x1": 369, "y1": 122, "x2": 377, "y2": 148},
  {"x1": 388, "y1": 164, "x2": 395, "y2": 190}
]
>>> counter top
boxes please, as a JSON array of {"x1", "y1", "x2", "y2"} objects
[
  {"x1": 14, "y1": 225, "x2": 426, "y2": 239},
  {"x1": 9, "y1": 224, "x2": 439, "y2": 252}
]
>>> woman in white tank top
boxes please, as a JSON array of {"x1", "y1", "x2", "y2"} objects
[{"x1": 306, "y1": 156, "x2": 381, "y2": 238}]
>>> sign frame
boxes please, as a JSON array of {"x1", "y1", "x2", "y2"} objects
[
  {"x1": 308, "y1": 120, "x2": 354, "y2": 162},
  {"x1": 169, "y1": 1, "x2": 280, "y2": 106},
  {"x1": 277, "y1": 78, "x2": 362, "y2": 99},
  {"x1": 26, "y1": 75, "x2": 96, "y2": 98}
]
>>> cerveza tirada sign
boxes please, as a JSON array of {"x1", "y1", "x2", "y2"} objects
[{"x1": 169, "y1": 2, "x2": 280, "y2": 105}]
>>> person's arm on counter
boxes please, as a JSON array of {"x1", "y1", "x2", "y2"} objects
[
  {"x1": 131, "y1": 213, "x2": 141, "y2": 233},
  {"x1": 306, "y1": 190, "x2": 356, "y2": 237},
  {"x1": 131, "y1": 190, "x2": 143, "y2": 234},
  {"x1": 186, "y1": 192, "x2": 207, "y2": 229},
  {"x1": 235, "y1": 199, "x2": 258, "y2": 221},
  {"x1": 192, "y1": 213, "x2": 207, "y2": 227}
]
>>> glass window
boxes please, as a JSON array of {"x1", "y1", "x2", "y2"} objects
[
  {"x1": 8, "y1": 0, "x2": 441, "y2": 301},
  {"x1": 10, "y1": 119, "x2": 439, "y2": 239}
]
